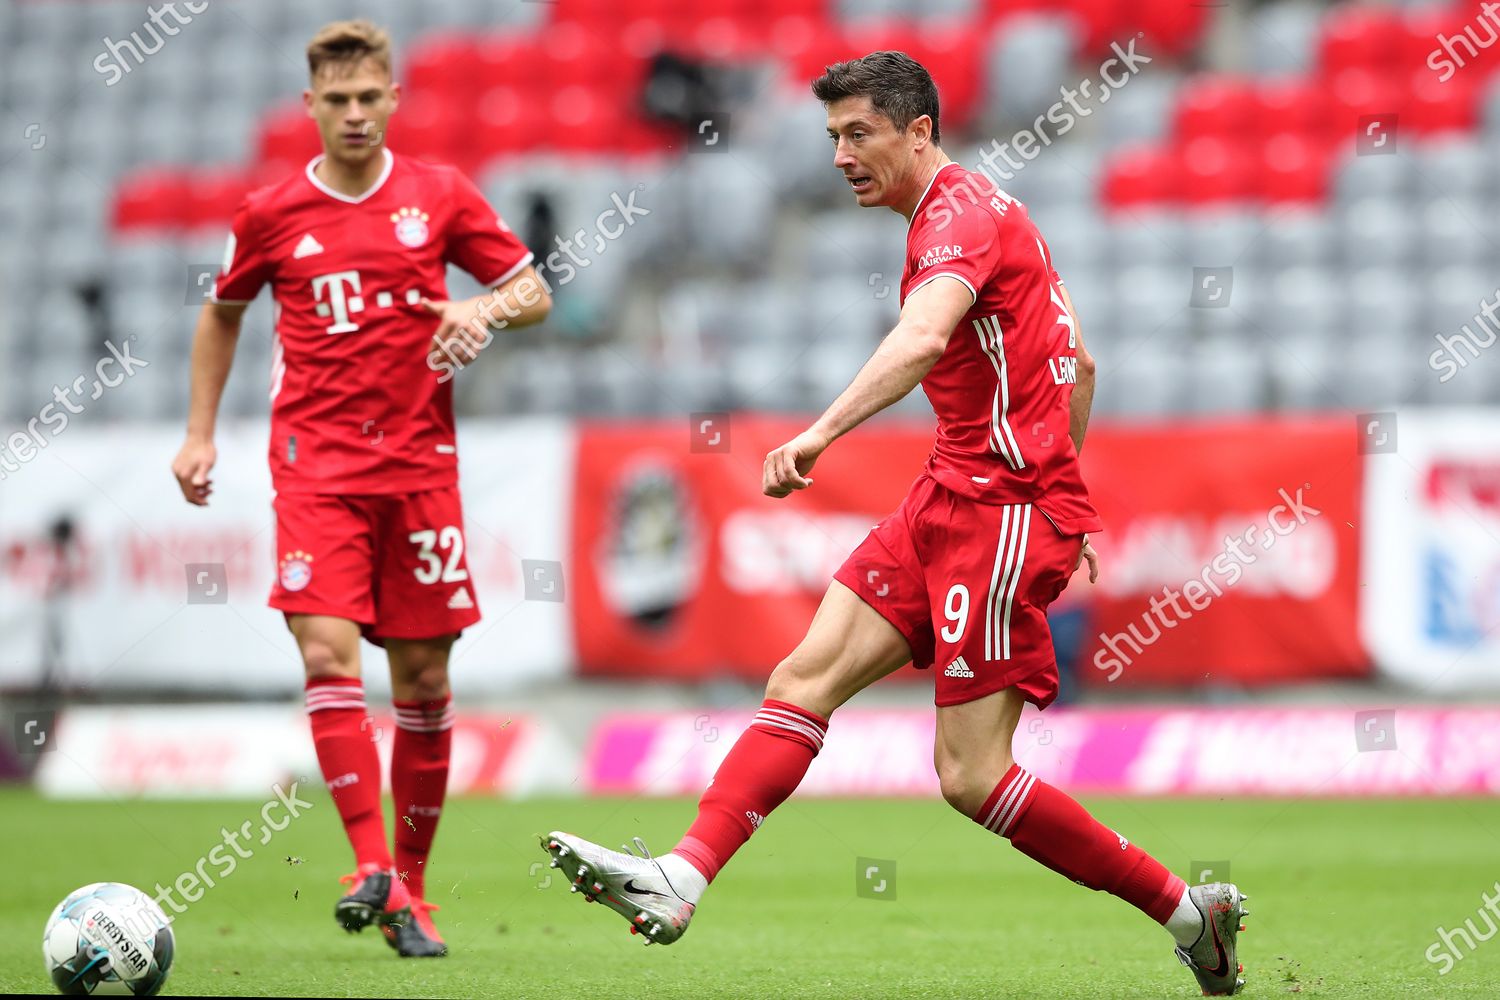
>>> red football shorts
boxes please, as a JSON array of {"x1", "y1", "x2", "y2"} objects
[
  {"x1": 269, "y1": 486, "x2": 480, "y2": 642},
  {"x1": 834, "y1": 474, "x2": 1084, "y2": 709}
]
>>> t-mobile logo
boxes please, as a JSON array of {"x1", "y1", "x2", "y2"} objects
[{"x1": 311, "y1": 270, "x2": 365, "y2": 334}]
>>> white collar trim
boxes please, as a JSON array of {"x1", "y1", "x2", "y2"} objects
[{"x1": 306, "y1": 147, "x2": 394, "y2": 204}]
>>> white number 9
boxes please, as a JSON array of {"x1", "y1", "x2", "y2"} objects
[{"x1": 940, "y1": 584, "x2": 970, "y2": 643}]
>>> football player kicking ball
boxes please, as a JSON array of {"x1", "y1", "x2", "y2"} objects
[
  {"x1": 172, "y1": 21, "x2": 549, "y2": 957},
  {"x1": 543, "y1": 52, "x2": 1248, "y2": 995}
]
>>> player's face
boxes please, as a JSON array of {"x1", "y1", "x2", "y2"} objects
[
  {"x1": 825, "y1": 95, "x2": 925, "y2": 209},
  {"x1": 304, "y1": 58, "x2": 399, "y2": 166}
]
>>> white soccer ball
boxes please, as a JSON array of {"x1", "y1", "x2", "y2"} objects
[{"x1": 42, "y1": 883, "x2": 174, "y2": 996}]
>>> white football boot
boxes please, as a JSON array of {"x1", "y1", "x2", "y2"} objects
[
  {"x1": 1174, "y1": 882, "x2": 1250, "y2": 996},
  {"x1": 540, "y1": 832, "x2": 701, "y2": 945}
]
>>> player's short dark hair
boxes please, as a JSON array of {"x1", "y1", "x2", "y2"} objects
[{"x1": 811, "y1": 51, "x2": 941, "y2": 145}]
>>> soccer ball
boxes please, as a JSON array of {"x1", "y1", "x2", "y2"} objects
[{"x1": 42, "y1": 883, "x2": 174, "y2": 996}]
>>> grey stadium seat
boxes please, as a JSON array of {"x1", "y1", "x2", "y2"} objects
[
  {"x1": 982, "y1": 14, "x2": 1080, "y2": 130},
  {"x1": 1248, "y1": 3, "x2": 1323, "y2": 76}
]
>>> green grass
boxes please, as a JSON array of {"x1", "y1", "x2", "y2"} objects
[{"x1": 5, "y1": 789, "x2": 1500, "y2": 997}]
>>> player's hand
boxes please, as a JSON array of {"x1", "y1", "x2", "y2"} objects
[
  {"x1": 763, "y1": 428, "x2": 829, "y2": 499},
  {"x1": 1074, "y1": 534, "x2": 1099, "y2": 583},
  {"x1": 171, "y1": 437, "x2": 217, "y2": 506},
  {"x1": 422, "y1": 297, "x2": 488, "y2": 371}
]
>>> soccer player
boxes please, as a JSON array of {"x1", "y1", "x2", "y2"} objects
[
  {"x1": 170, "y1": 21, "x2": 549, "y2": 958},
  {"x1": 542, "y1": 52, "x2": 1248, "y2": 995}
]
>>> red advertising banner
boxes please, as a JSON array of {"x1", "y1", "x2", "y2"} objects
[
  {"x1": 570, "y1": 415, "x2": 1367, "y2": 685},
  {"x1": 1079, "y1": 416, "x2": 1366, "y2": 687},
  {"x1": 570, "y1": 416, "x2": 932, "y2": 682}
]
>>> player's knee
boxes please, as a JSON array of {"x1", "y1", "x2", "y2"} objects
[
  {"x1": 300, "y1": 639, "x2": 359, "y2": 681},
  {"x1": 936, "y1": 752, "x2": 1014, "y2": 817},
  {"x1": 765, "y1": 650, "x2": 837, "y2": 713},
  {"x1": 402, "y1": 663, "x2": 450, "y2": 701}
]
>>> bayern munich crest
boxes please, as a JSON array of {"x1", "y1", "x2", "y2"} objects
[
  {"x1": 391, "y1": 206, "x2": 430, "y2": 248},
  {"x1": 279, "y1": 550, "x2": 314, "y2": 592}
]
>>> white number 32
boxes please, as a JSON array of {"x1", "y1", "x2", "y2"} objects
[{"x1": 408, "y1": 526, "x2": 468, "y2": 584}]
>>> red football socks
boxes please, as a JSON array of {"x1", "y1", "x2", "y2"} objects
[
  {"x1": 305, "y1": 677, "x2": 391, "y2": 869},
  {"x1": 974, "y1": 763, "x2": 1185, "y2": 923},
  {"x1": 391, "y1": 695, "x2": 455, "y2": 900},
  {"x1": 672, "y1": 700, "x2": 829, "y2": 882}
]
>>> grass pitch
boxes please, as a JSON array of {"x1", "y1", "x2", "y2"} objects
[{"x1": 4, "y1": 789, "x2": 1498, "y2": 997}]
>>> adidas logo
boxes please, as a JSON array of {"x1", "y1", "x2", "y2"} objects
[
  {"x1": 446, "y1": 587, "x2": 473, "y2": 610},
  {"x1": 292, "y1": 233, "x2": 324, "y2": 259},
  {"x1": 943, "y1": 656, "x2": 975, "y2": 678},
  {"x1": 745, "y1": 810, "x2": 764, "y2": 830}
]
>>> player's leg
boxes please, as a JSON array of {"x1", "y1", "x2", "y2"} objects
[
  {"x1": 544, "y1": 579, "x2": 913, "y2": 943},
  {"x1": 927, "y1": 500, "x2": 1246, "y2": 995},
  {"x1": 378, "y1": 635, "x2": 455, "y2": 958},
  {"x1": 934, "y1": 688, "x2": 1246, "y2": 994},
  {"x1": 289, "y1": 613, "x2": 407, "y2": 929},
  {"x1": 668, "y1": 577, "x2": 914, "y2": 883},
  {"x1": 270, "y1": 492, "x2": 402, "y2": 931},
  {"x1": 366, "y1": 486, "x2": 479, "y2": 956}
]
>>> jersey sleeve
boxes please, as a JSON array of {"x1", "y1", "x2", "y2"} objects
[
  {"x1": 908, "y1": 207, "x2": 1002, "y2": 304},
  {"x1": 212, "y1": 198, "x2": 272, "y2": 304},
  {"x1": 444, "y1": 171, "x2": 535, "y2": 287}
]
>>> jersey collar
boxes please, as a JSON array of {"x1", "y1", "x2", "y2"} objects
[
  {"x1": 907, "y1": 160, "x2": 961, "y2": 235},
  {"x1": 305, "y1": 147, "x2": 394, "y2": 204}
]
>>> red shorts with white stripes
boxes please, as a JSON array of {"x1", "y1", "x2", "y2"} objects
[
  {"x1": 833, "y1": 474, "x2": 1083, "y2": 709},
  {"x1": 269, "y1": 487, "x2": 480, "y2": 642}
]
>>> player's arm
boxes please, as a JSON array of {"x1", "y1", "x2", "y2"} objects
[
  {"x1": 422, "y1": 265, "x2": 551, "y2": 370},
  {"x1": 762, "y1": 275, "x2": 972, "y2": 499},
  {"x1": 1058, "y1": 281, "x2": 1100, "y2": 583},
  {"x1": 1060, "y1": 283, "x2": 1096, "y2": 455},
  {"x1": 171, "y1": 300, "x2": 247, "y2": 506}
]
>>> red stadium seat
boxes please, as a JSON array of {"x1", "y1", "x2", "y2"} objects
[
  {"x1": 1405, "y1": 67, "x2": 1478, "y2": 135},
  {"x1": 1100, "y1": 145, "x2": 1180, "y2": 209},
  {"x1": 1172, "y1": 75, "x2": 1256, "y2": 144},
  {"x1": 912, "y1": 22, "x2": 984, "y2": 129},
  {"x1": 1249, "y1": 78, "x2": 1327, "y2": 144},
  {"x1": 402, "y1": 34, "x2": 479, "y2": 100},
  {"x1": 385, "y1": 96, "x2": 467, "y2": 169},
  {"x1": 474, "y1": 84, "x2": 547, "y2": 158},
  {"x1": 112, "y1": 169, "x2": 189, "y2": 232},
  {"x1": 1321, "y1": 67, "x2": 1402, "y2": 145},
  {"x1": 185, "y1": 171, "x2": 252, "y2": 230},
  {"x1": 1179, "y1": 137, "x2": 1255, "y2": 205},
  {"x1": 255, "y1": 104, "x2": 322, "y2": 176},
  {"x1": 1257, "y1": 133, "x2": 1327, "y2": 205},
  {"x1": 1317, "y1": 4, "x2": 1402, "y2": 76}
]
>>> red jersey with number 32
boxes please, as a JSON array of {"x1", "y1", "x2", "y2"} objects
[
  {"x1": 901, "y1": 162, "x2": 1102, "y2": 535},
  {"x1": 213, "y1": 149, "x2": 534, "y2": 495}
]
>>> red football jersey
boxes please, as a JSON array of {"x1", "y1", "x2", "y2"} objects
[
  {"x1": 213, "y1": 149, "x2": 534, "y2": 495},
  {"x1": 902, "y1": 162, "x2": 1102, "y2": 535}
]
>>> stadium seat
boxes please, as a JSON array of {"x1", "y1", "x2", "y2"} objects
[
  {"x1": 1172, "y1": 75, "x2": 1256, "y2": 145},
  {"x1": 982, "y1": 14, "x2": 1081, "y2": 130},
  {"x1": 1178, "y1": 138, "x2": 1257, "y2": 205},
  {"x1": 1248, "y1": 1, "x2": 1322, "y2": 75},
  {"x1": 1316, "y1": 4, "x2": 1403, "y2": 76},
  {"x1": 1100, "y1": 145, "x2": 1181, "y2": 209}
]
